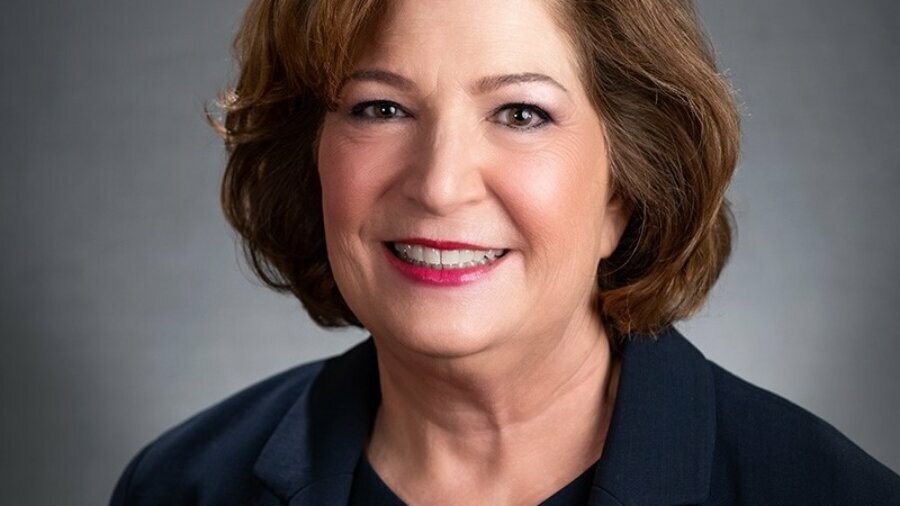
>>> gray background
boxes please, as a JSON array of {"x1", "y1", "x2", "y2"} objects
[{"x1": 1, "y1": 1, "x2": 898, "y2": 504}]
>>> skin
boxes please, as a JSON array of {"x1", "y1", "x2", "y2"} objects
[{"x1": 317, "y1": 0, "x2": 631, "y2": 503}]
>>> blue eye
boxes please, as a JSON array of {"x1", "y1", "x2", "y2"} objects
[
  {"x1": 493, "y1": 103, "x2": 552, "y2": 131},
  {"x1": 349, "y1": 100, "x2": 410, "y2": 120}
]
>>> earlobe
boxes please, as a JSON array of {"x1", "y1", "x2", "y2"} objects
[{"x1": 599, "y1": 196, "x2": 633, "y2": 259}]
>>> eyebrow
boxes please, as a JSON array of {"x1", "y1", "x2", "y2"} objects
[
  {"x1": 342, "y1": 69, "x2": 416, "y2": 92},
  {"x1": 341, "y1": 69, "x2": 569, "y2": 95},
  {"x1": 473, "y1": 72, "x2": 568, "y2": 94}
]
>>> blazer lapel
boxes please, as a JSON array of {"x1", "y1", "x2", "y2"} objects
[
  {"x1": 588, "y1": 327, "x2": 717, "y2": 506},
  {"x1": 252, "y1": 338, "x2": 381, "y2": 505}
]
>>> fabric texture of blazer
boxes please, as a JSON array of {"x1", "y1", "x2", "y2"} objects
[{"x1": 110, "y1": 327, "x2": 900, "y2": 505}]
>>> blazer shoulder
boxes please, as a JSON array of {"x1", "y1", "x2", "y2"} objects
[
  {"x1": 708, "y1": 363, "x2": 900, "y2": 504},
  {"x1": 110, "y1": 357, "x2": 328, "y2": 505}
]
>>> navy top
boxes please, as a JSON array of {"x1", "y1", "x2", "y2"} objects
[
  {"x1": 110, "y1": 327, "x2": 900, "y2": 505},
  {"x1": 347, "y1": 453, "x2": 598, "y2": 505}
]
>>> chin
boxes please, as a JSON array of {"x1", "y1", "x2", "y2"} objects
[{"x1": 366, "y1": 307, "x2": 510, "y2": 360}]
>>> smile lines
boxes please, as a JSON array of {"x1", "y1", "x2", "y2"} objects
[{"x1": 391, "y1": 242, "x2": 507, "y2": 270}]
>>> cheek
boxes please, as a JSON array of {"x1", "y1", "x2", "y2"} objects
[
  {"x1": 488, "y1": 135, "x2": 608, "y2": 255},
  {"x1": 317, "y1": 118, "x2": 407, "y2": 239}
]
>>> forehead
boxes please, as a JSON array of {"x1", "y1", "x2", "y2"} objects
[{"x1": 351, "y1": 0, "x2": 581, "y2": 89}]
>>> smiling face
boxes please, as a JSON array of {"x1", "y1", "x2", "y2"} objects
[{"x1": 317, "y1": 0, "x2": 629, "y2": 358}]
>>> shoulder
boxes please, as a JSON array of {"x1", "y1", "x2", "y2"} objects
[
  {"x1": 707, "y1": 362, "x2": 900, "y2": 504},
  {"x1": 110, "y1": 357, "x2": 328, "y2": 505}
]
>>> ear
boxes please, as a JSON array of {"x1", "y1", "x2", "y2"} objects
[{"x1": 598, "y1": 195, "x2": 632, "y2": 259}]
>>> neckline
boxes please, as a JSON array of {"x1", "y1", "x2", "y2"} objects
[
  {"x1": 252, "y1": 327, "x2": 717, "y2": 505},
  {"x1": 348, "y1": 451, "x2": 600, "y2": 506}
]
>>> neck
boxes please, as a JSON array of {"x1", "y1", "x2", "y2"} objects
[{"x1": 367, "y1": 310, "x2": 620, "y2": 505}]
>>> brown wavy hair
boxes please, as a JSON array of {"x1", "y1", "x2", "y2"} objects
[{"x1": 214, "y1": 0, "x2": 740, "y2": 344}]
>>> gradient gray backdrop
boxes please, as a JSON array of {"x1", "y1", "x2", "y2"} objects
[{"x1": 1, "y1": 1, "x2": 898, "y2": 505}]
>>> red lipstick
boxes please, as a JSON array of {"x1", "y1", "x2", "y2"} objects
[
  {"x1": 384, "y1": 239, "x2": 508, "y2": 286},
  {"x1": 393, "y1": 238, "x2": 500, "y2": 251}
]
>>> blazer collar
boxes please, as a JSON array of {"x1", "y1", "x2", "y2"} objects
[
  {"x1": 253, "y1": 328, "x2": 716, "y2": 505},
  {"x1": 253, "y1": 339, "x2": 380, "y2": 504},
  {"x1": 591, "y1": 327, "x2": 716, "y2": 505}
]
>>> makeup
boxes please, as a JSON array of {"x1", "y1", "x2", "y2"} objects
[{"x1": 384, "y1": 239, "x2": 508, "y2": 286}]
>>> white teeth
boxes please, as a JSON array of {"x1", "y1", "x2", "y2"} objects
[
  {"x1": 424, "y1": 247, "x2": 441, "y2": 265},
  {"x1": 392, "y1": 243, "x2": 506, "y2": 269},
  {"x1": 441, "y1": 250, "x2": 460, "y2": 265}
]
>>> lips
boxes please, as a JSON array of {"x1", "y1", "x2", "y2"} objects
[
  {"x1": 390, "y1": 242, "x2": 507, "y2": 270},
  {"x1": 383, "y1": 239, "x2": 510, "y2": 286}
]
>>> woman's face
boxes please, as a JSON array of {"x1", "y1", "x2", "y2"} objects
[{"x1": 317, "y1": 0, "x2": 629, "y2": 357}]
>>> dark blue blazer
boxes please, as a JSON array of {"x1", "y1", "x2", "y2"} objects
[{"x1": 110, "y1": 328, "x2": 900, "y2": 505}]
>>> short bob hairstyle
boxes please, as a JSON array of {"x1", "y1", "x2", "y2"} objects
[{"x1": 216, "y1": 0, "x2": 740, "y2": 344}]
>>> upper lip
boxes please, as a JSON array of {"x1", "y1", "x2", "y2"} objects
[{"x1": 388, "y1": 238, "x2": 506, "y2": 251}]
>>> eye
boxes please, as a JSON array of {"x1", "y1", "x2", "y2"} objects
[
  {"x1": 349, "y1": 100, "x2": 410, "y2": 120},
  {"x1": 492, "y1": 103, "x2": 552, "y2": 131}
]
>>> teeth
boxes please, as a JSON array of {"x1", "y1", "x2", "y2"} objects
[
  {"x1": 441, "y1": 250, "x2": 460, "y2": 265},
  {"x1": 392, "y1": 243, "x2": 506, "y2": 269},
  {"x1": 424, "y1": 247, "x2": 441, "y2": 265}
]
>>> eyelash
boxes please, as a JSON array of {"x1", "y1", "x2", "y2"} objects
[
  {"x1": 348, "y1": 100, "x2": 554, "y2": 131},
  {"x1": 491, "y1": 102, "x2": 553, "y2": 131},
  {"x1": 349, "y1": 101, "x2": 411, "y2": 122}
]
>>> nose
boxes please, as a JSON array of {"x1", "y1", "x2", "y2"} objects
[{"x1": 400, "y1": 117, "x2": 488, "y2": 216}]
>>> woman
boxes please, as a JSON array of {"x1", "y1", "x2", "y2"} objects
[{"x1": 111, "y1": 0, "x2": 900, "y2": 504}]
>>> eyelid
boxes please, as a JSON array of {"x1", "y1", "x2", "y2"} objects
[
  {"x1": 490, "y1": 102, "x2": 554, "y2": 131},
  {"x1": 348, "y1": 100, "x2": 414, "y2": 120}
]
